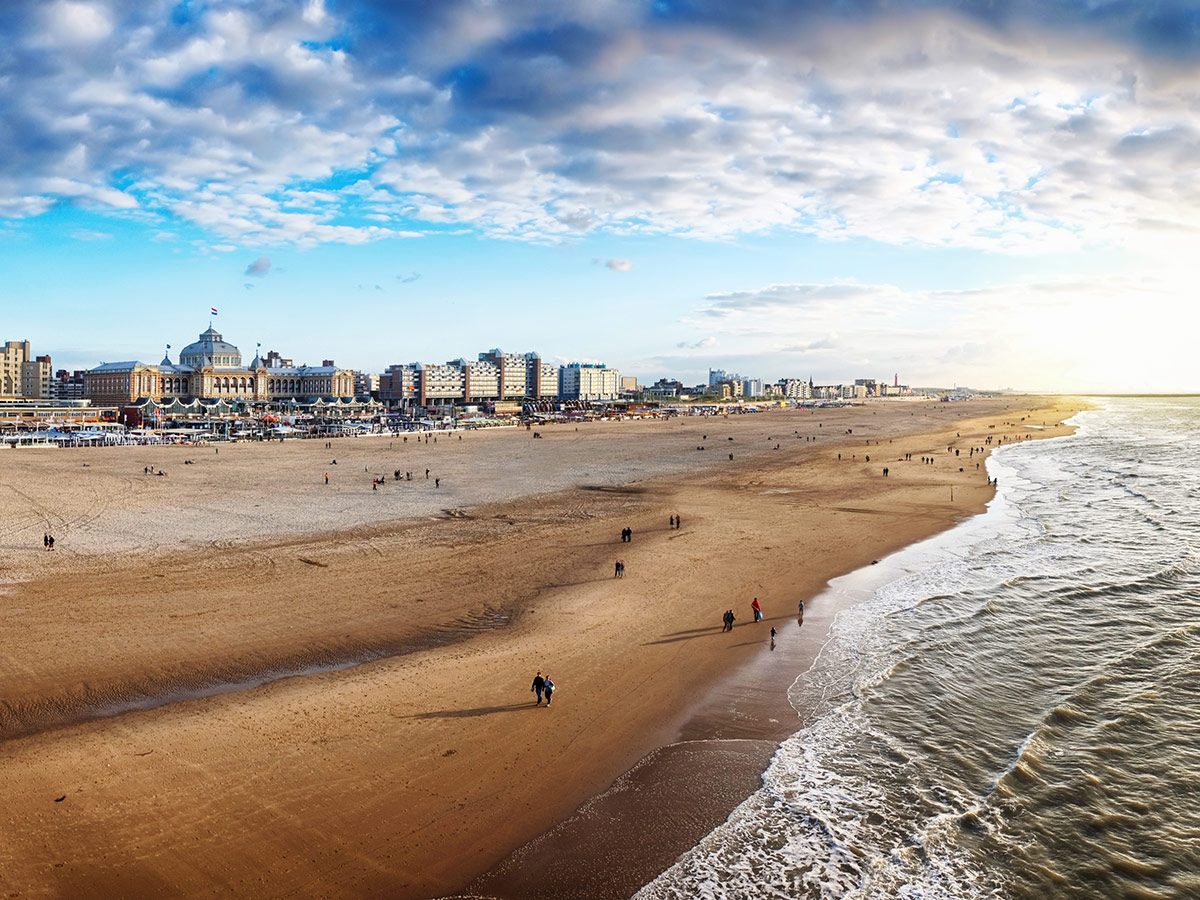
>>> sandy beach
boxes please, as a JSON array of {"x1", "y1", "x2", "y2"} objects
[{"x1": 0, "y1": 397, "x2": 1081, "y2": 899}]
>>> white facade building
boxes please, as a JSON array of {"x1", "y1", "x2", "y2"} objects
[
  {"x1": 380, "y1": 348, "x2": 566, "y2": 407},
  {"x1": 560, "y1": 363, "x2": 621, "y2": 400}
]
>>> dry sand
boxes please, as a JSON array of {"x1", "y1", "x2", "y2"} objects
[{"x1": 0, "y1": 397, "x2": 1084, "y2": 899}]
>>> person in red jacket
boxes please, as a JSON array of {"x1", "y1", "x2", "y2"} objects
[{"x1": 752, "y1": 597, "x2": 762, "y2": 622}]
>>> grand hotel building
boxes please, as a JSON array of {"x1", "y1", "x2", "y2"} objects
[{"x1": 84, "y1": 326, "x2": 354, "y2": 406}]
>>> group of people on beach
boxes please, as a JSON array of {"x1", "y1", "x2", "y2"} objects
[
  {"x1": 723, "y1": 598, "x2": 765, "y2": 631},
  {"x1": 42, "y1": 533, "x2": 55, "y2": 551},
  {"x1": 530, "y1": 671, "x2": 555, "y2": 706},
  {"x1": 369, "y1": 472, "x2": 439, "y2": 489}
]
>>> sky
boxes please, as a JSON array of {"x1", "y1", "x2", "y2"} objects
[{"x1": 2, "y1": 0, "x2": 1200, "y2": 392}]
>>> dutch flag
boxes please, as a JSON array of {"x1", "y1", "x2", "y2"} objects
[{"x1": 211, "y1": 307, "x2": 218, "y2": 316}]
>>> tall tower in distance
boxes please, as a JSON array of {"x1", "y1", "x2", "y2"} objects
[{"x1": 894, "y1": 373, "x2": 899, "y2": 388}]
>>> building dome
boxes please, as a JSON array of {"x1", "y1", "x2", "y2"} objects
[{"x1": 179, "y1": 325, "x2": 242, "y2": 368}]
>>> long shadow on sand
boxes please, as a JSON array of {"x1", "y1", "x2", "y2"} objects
[
  {"x1": 642, "y1": 614, "x2": 796, "y2": 646},
  {"x1": 399, "y1": 703, "x2": 545, "y2": 719},
  {"x1": 542, "y1": 576, "x2": 613, "y2": 588}
]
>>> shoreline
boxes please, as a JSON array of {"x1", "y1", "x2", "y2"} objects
[
  {"x1": 453, "y1": 401, "x2": 1087, "y2": 900},
  {"x1": 0, "y1": 398, "x2": 1084, "y2": 899}
]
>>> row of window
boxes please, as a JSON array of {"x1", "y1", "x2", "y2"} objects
[{"x1": 89, "y1": 374, "x2": 349, "y2": 398}]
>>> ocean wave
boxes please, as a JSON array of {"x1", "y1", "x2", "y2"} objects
[{"x1": 636, "y1": 398, "x2": 1200, "y2": 900}]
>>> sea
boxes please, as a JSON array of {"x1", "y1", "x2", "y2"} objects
[{"x1": 634, "y1": 397, "x2": 1200, "y2": 900}]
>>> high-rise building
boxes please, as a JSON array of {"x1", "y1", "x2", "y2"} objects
[
  {"x1": 353, "y1": 371, "x2": 380, "y2": 398},
  {"x1": 560, "y1": 363, "x2": 621, "y2": 400},
  {"x1": 1, "y1": 341, "x2": 52, "y2": 399},
  {"x1": 52, "y1": 369, "x2": 87, "y2": 401},
  {"x1": 380, "y1": 349, "x2": 569, "y2": 407}
]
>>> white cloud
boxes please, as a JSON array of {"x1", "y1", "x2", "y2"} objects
[
  {"x1": 676, "y1": 336, "x2": 718, "y2": 350},
  {"x1": 2, "y1": 2, "x2": 1200, "y2": 256},
  {"x1": 604, "y1": 258, "x2": 632, "y2": 272},
  {"x1": 39, "y1": 1, "x2": 113, "y2": 47}
]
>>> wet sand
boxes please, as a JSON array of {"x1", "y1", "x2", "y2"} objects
[{"x1": 0, "y1": 398, "x2": 1082, "y2": 899}]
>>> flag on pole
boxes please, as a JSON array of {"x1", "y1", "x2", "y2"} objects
[{"x1": 211, "y1": 307, "x2": 218, "y2": 316}]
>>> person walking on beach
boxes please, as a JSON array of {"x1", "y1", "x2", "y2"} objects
[
  {"x1": 543, "y1": 677, "x2": 555, "y2": 706},
  {"x1": 752, "y1": 597, "x2": 762, "y2": 622},
  {"x1": 43, "y1": 533, "x2": 49, "y2": 551},
  {"x1": 47, "y1": 534, "x2": 55, "y2": 551},
  {"x1": 531, "y1": 671, "x2": 546, "y2": 705},
  {"x1": 325, "y1": 473, "x2": 329, "y2": 484},
  {"x1": 614, "y1": 560, "x2": 621, "y2": 578},
  {"x1": 669, "y1": 515, "x2": 675, "y2": 529}
]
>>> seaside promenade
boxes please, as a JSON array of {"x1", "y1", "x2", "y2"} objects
[{"x1": 0, "y1": 398, "x2": 1081, "y2": 899}]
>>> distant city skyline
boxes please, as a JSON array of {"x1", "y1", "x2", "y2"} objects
[{"x1": 2, "y1": 2, "x2": 1198, "y2": 393}]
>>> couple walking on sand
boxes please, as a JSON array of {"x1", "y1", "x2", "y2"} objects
[{"x1": 531, "y1": 671, "x2": 556, "y2": 706}]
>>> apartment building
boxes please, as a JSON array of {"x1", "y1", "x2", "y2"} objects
[
  {"x1": 1, "y1": 341, "x2": 52, "y2": 399},
  {"x1": 560, "y1": 362, "x2": 621, "y2": 401}
]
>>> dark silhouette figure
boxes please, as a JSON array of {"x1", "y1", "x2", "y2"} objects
[{"x1": 531, "y1": 672, "x2": 545, "y2": 705}]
